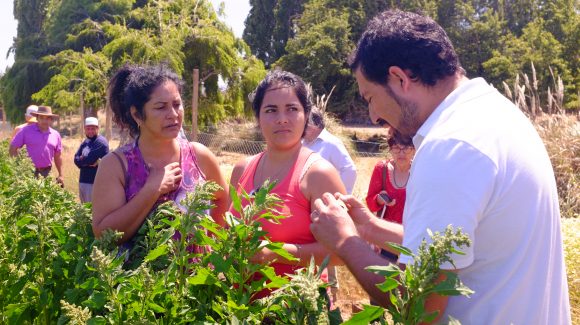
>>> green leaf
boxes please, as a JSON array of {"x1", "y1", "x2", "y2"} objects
[
  {"x1": 144, "y1": 244, "x2": 169, "y2": 262},
  {"x1": 83, "y1": 291, "x2": 107, "y2": 309},
  {"x1": 266, "y1": 242, "x2": 297, "y2": 261},
  {"x1": 208, "y1": 252, "x2": 232, "y2": 273},
  {"x1": 15, "y1": 216, "x2": 35, "y2": 227},
  {"x1": 376, "y1": 277, "x2": 399, "y2": 292},
  {"x1": 188, "y1": 268, "x2": 218, "y2": 285},
  {"x1": 342, "y1": 305, "x2": 384, "y2": 324},
  {"x1": 230, "y1": 184, "x2": 242, "y2": 213},
  {"x1": 387, "y1": 242, "x2": 413, "y2": 256},
  {"x1": 4, "y1": 303, "x2": 30, "y2": 322},
  {"x1": 431, "y1": 272, "x2": 474, "y2": 296},
  {"x1": 260, "y1": 266, "x2": 288, "y2": 288},
  {"x1": 147, "y1": 301, "x2": 166, "y2": 313},
  {"x1": 366, "y1": 264, "x2": 401, "y2": 278},
  {"x1": 421, "y1": 310, "x2": 440, "y2": 323}
]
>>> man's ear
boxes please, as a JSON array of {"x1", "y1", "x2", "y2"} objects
[{"x1": 387, "y1": 66, "x2": 413, "y2": 92}]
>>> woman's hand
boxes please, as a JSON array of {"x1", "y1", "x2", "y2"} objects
[
  {"x1": 145, "y1": 162, "x2": 182, "y2": 195},
  {"x1": 377, "y1": 191, "x2": 397, "y2": 206}
]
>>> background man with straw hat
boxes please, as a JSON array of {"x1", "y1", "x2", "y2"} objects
[
  {"x1": 10, "y1": 104, "x2": 38, "y2": 139},
  {"x1": 9, "y1": 105, "x2": 64, "y2": 186}
]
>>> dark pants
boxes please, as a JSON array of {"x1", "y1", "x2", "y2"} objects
[{"x1": 34, "y1": 166, "x2": 52, "y2": 178}]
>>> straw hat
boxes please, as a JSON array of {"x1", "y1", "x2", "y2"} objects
[{"x1": 31, "y1": 106, "x2": 59, "y2": 118}]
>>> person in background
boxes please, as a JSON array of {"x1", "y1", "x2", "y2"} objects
[
  {"x1": 91, "y1": 64, "x2": 228, "y2": 245},
  {"x1": 365, "y1": 129, "x2": 414, "y2": 305},
  {"x1": 10, "y1": 105, "x2": 64, "y2": 186},
  {"x1": 303, "y1": 106, "x2": 357, "y2": 304},
  {"x1": 11, "y1": 105, "x2": 38, "y2": 139},
  {"x1": 228, "y1": 69, "x2": 345, "y2": 300},
  {"x1": 310, "y1": 10, "x2": 570, "y2": 324},
  {"x1": 303, "y1": 108, "x2": 357, "y2": 194},
  {"x1": 74, "y1": 116, "x2": 109, "y2": 203},
  {"x1": 365, "y1": 129, "x2": 414, "y2": 228}
]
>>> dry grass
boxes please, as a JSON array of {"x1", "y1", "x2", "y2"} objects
[{"x1": 563, "y1": 217, "x2": 580, "y2": 323}]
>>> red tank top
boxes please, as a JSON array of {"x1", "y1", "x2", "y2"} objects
[{"x1": 231, "y1": 148, "x2": 319, "y2": 277}]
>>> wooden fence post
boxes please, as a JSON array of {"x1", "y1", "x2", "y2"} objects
[
  {"x1": 105, "y1": 104, "x2": 112, "y2": 141},
  {"x1": 191, "y1": 68, "x2": 199, "y2": 142},
  {"x1": 79, "y1": 91, "x2": 85, "y2": 137}
]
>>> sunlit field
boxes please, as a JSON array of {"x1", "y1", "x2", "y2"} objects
[{"x1": 1, "y1": 116, "x2": 577, "y2": 322}]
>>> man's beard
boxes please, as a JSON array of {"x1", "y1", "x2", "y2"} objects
[{"x1": 384, "y1": 84, "x2": 420, "y2": 137}]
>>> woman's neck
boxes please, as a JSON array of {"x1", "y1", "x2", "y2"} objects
[
  {"x1": 138, "y1": 133, "x2": 180, "y2": 164},
  {"x1": 265, "y1": 142, "x2": 302, "y2": 163},
  {"x1": 394, "y1": 161, "x2": 411, "y2": 173}
]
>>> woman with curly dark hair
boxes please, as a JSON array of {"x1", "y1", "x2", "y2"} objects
[{"x1": 92, "y1": 64, "x2": 228, "y2": 244}]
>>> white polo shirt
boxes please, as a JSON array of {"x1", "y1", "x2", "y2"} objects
[
  {"x1": 398, "y1": 78, "x2": 570, "y2": 324},
  {"x1": 304, "y1": 129, "x2": 357, "y2": 194}
]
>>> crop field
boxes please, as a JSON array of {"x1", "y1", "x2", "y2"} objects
[{"x1": 0, "y1": 116, "x2": 580, "y2": 323}]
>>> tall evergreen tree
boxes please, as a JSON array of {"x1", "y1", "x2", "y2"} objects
[
  {"x1": 1, "y1": 0, "x2": 51, "y2": 122},
  {"x1": 243, "y1": 0, "x2": 305, "y2": 68},
  {"x1": 3, "y1": 0, "x2": 266, "y2": 126}
]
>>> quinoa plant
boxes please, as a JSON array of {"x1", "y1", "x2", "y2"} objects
[{"x1": 345, "y1": 226, "x2": 473, "y2": 325}]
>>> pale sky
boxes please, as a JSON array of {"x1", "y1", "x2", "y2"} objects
[
  {"x1": 0, "y1": 1, "x2": 250, "y2": 72},
  {"x1": 0, "y1": 1, "x2": 17, "y2": 72}
]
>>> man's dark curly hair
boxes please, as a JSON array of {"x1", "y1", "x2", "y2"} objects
[{"x1": 349, "y1": 10, "x2": 462, "y2": 86}]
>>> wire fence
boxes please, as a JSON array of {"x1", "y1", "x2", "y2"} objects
[{"x1": 197, "y1": 132, "x2": 386, "y2": 159}]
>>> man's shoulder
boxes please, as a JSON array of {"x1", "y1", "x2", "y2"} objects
[
  {"x1": 21, "y1": 123, "x2": 38, "y2": 132},
  {"x1": 96, "y1": 135, "x2": 109, "y2": 145},
  {"x1": 49, "y1": 127, "x2": 62, "y2": 137}
]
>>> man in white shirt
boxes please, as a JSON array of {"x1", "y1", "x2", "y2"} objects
[
  {"x1": 304, "y1": 108, "x2": 357, "y2": 194},
  {"x1": 310, "y1": 10, "x2": 570, "y2": 324}
]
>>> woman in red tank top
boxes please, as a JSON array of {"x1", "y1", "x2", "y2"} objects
[{"x1": 225, "y1": 70, "x2": 346, "y2": 292}]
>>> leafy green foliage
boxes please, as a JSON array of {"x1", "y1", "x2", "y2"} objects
[
  {"x1": 0, "y1": 142, "x2": 332, "y2": 323},
  {"x1": 32, "y1": 49, "x2": 112, "y2": 115},
  {"x1": 3, "y1": 0, "x2": 266, "y2": 126},
  {"x1": 346, "y1": 226, "x2": 473, "y2": 325},
  {"x1": 277, "y1": 0, "x2": 355, "y2": 116},
  {"x1": 245, "y1": 0, "x2": 579, "y2": 118},
  {"x1": 0, "y1": 142, "x2": 94, "y2": 324}
]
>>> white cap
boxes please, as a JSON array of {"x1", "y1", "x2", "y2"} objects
[
  {"x1": 85, "y1": 117, "x2": 99, "y2": 127},
  {"x1": 25, "y1": 105, "x2": 38, "y2": 118}
]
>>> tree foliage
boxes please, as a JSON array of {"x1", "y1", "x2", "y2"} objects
[
  {"x1": 2, "y1": 0, "x2": 266, "y2": 126},
  {"x1": 243, "y1": 0, "x2": 305, "y2": 68},
  {"x1": 246, "y1": 0, "x2": 579, "y2": 119}
]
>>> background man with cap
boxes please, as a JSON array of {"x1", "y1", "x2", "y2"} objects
[
  {"x1": 11, "y1": 104, "x2": 38, "y2": 139},
  {"x1": 74, "y1": 116, "x2": 109, "y2": 203},
  {"x1": 10, "y1": 106, "x2": 64, "y2": 185}
]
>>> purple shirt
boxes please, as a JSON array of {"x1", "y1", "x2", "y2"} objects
[{"x1": 10, "y1": 123, "x2": 62, "y2": 168}]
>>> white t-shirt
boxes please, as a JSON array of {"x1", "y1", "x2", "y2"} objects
[
  {"x1": 398, "y1": 78, "x2": 570, "y2": 324},
  {"x1": 304, "y1": 129, "x2": 357, "y2": 194}
]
